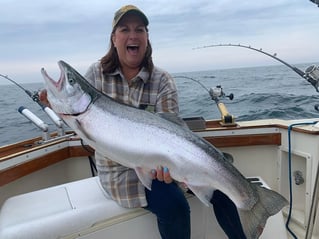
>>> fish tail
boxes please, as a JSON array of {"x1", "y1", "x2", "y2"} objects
[{"x1": 238, "y1": 185, "x2": 288, "y2": 239}]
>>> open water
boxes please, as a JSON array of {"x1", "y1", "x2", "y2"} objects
[{"x1": 1, "y1": 62, "x2": 319, "y2": 147}]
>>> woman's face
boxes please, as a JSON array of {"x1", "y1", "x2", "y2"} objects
[{"x1": 112, "y1": 13, "x2": 148, "y2": 71}]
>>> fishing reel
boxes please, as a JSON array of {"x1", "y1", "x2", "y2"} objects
[
  {"x1": 209, "y1": 85, "x2": 236, "y2": 126},
  {"x1": 209, "y1": 85, "x2": 234, "y2": 101},
  {"x1": 303, "y1": 65, "x2": 319, "y2": 112},
  {"x1": 31, "y1": 91, "x2": 41, "y2": 102},
  {"x1": 173, "y1": 75, "x2": 236, "y2": 126},
  {"x1": 304, "y1": 65, "x2": 319, "y2": 93}
]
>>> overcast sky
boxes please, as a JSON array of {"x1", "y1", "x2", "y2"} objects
[{"x1": 1, "y1": 0, "x2": 318, "y2": 84}]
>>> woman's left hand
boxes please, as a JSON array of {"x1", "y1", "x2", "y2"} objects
[{"x1": 151, "y1": 166, "x2": 173, "y2": 184}]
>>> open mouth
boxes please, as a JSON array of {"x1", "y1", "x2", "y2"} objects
[
  {"x1": 41, "y1": 62, "x2": 65, "y2": 91},
  {"x1": 127, "y1": 45, "x2": 139, "y2": 54}
]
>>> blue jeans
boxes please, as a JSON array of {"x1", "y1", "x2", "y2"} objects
[
  {"x1": 211, "y1": 190, "x2": 246, "y2": 239},
  {"x1": 144, "y1": 180, "x2": 191, "y2": 239},
  {"x1": 144, "y1": 180, "x2": 246, "y2": 239}
]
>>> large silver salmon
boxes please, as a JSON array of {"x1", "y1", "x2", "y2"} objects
[{"x1": 41, "y1": 61, "x2": 288, "y2": 239}]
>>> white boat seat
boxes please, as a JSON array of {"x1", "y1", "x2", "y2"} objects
[
  {"x1": 0, "y1": 176, "x2": 288, "y2": 239},
  {"x1": 0, "y1": 177, "x2": 160, "y2": 239}
]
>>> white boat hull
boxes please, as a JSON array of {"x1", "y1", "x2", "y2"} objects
[{"x1": 1, "y1": 118, "x2": 319, "y2": 238}]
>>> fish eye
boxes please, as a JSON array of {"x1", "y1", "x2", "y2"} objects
[{"x1": 67, "y1": 72, "x2": 76, "y2": 85}]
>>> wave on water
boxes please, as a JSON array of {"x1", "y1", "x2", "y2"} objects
[
  {"x1": 1, "y1": 63, "x2": 319, "y2": 146},
  {"x1": 234, "y1": 93, "x2": 319, "y2": 121}
]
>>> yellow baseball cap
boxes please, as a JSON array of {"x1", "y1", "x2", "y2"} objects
[{"x1": 112, "y1": 5, "x2": 149, "y2": 29}]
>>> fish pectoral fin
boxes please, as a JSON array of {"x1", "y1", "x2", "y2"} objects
[
  {"x1": 135, "y1": 167, "x2": 153, "y2": 191},
  {"x1": 187, "y1": 184, "x2": 215, "y2": 207}
]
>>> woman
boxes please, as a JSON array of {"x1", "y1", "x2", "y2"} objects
[
  {"x1": 40, "y1": 4, "x2": 246, "y2": 239},
  {"x1": 84, "y1": 5, "x2": 191, "y2": 239}
]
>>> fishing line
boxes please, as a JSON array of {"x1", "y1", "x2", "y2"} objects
[
  {"x1": 286, "y1": 121, "x2": 318, "y2": 239},
  {"x1": 174, "y1": 75, "x2": 210, "y2": 93}
]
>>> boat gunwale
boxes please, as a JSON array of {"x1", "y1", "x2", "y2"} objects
[{"x1": 1, "y1": 118, "x2": 319, "y2": 187}]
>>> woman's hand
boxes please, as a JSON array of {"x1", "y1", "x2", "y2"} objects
[
  {"x1": 38, "y1": 89, "x2": 50, "y2": 107},
  {"x1": 151, "y1": 166, "x2": 173, "y2": 184}
]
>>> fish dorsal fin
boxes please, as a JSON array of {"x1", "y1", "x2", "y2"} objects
[{"x1": 157, "y1": 112, "x2": 189, "y2": 128}]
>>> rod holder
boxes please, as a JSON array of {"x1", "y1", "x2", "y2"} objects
[{"x1": 18, "y1": 106, "x2": 49, "y2": 141}]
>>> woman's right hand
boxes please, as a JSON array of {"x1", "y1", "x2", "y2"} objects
[
  {"x1": 151, "y1": 166, "x2": 173, "y2": 184},
  {"x1": 38, "y1": 89, "x2": 50, "y2": 107}
]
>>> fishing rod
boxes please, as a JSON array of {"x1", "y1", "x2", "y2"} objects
[
  {"x1": 0, "y1": 74, "x2": 39, "y2": 101},
  {"x1": 174, "y1": 75, "x2": 236, "y2": 126},
  {"x1": 174, "y1": 75, "x2": 234, "y2": 100},
  {"x1": 193, "y1": 43, "x2": 319, "y2": 93},
  {"x1": 174, "y1": 75, "x2": 210, "y2": 94},
  {"x1": 310, "y1": 0, "x2": 319, "y2": 7},
  {"x1": 0, "y1": 74, "x2": 64, "y2": 134}
]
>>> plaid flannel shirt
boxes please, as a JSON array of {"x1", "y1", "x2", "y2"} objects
[{"x1": 85, "y1": 61, "x2": 179, "y2": 208}]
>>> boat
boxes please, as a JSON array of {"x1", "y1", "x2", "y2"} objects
[{"x1": 1, "y1": 50, "x2": 319, "y2": 238}]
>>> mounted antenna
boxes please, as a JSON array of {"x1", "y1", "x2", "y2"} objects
[{"x1": 193, "y1": 43, "x2": 319, "y2": 92}]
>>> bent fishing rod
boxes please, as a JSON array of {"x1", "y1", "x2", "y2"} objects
[
  {"x1": 174, "y1": 75, "x2": 235, "y2": 126},
  {"x1": 0, "y1": 74, "x2": 40, "y2": 101},
  {"x1": 0, "y1": 74, "x2": 63, "y2": 130},
  {"x1": 193, "y1": 43, "x2": 319, "y2": 93}
]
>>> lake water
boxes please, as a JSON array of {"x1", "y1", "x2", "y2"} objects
[{"x1": 1, "y1": 62, "x2": 319, "y2": 146}]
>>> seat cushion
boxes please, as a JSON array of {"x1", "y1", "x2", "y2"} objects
[{"x1": 0, "y1": 177, "x2": 144, "y2": 239}]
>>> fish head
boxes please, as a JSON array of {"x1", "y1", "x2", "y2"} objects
[{"x1": 41, "y1": 60, "x2": 94, "y2": 115}]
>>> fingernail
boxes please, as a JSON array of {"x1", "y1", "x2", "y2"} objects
[{"x1": 163, "y1": 167, "x2": 169, "y2": 173}]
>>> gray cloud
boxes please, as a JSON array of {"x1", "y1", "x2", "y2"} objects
[{"x1": 1, "y1": 0, "x2": 318, "y2": 84}]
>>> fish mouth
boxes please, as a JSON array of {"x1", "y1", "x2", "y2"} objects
[{"x1": 41, "y1": 61, "x2": 65, "y2": 92}]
